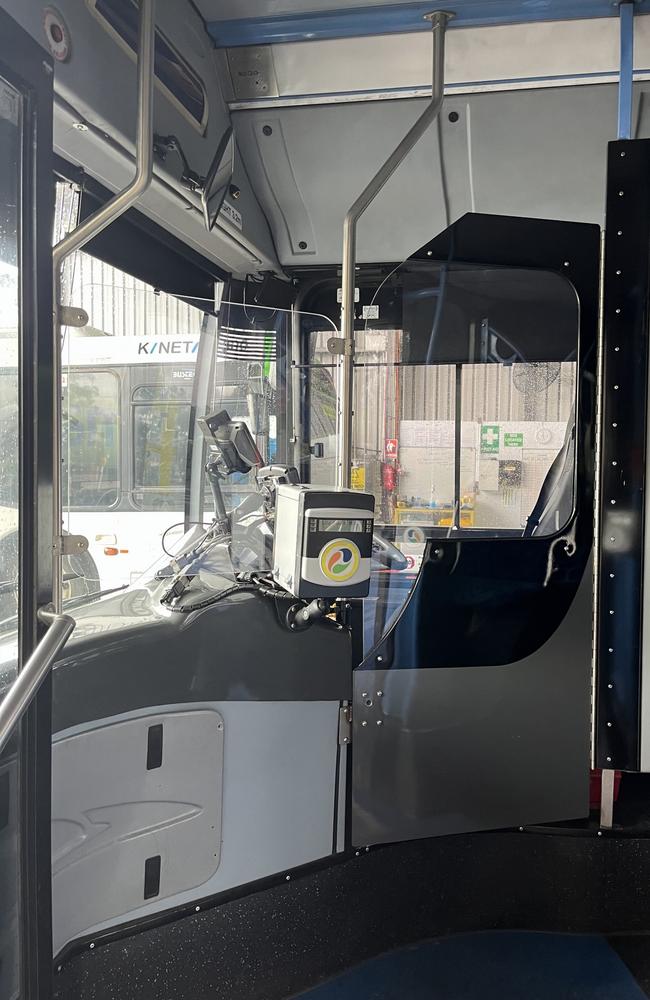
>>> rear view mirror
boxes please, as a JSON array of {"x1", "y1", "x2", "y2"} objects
[{"x1": 201, "y1": 126, "x2": 235, "y2": 232}]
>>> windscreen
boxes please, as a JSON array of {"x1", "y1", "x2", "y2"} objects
[{"x1": 57, "y1": 265, "x2": 337, "y2": 598}]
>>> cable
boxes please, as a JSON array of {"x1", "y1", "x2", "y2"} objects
[
  {"x1": 167, "y1": 582, "x2": 260, "y2": 613},
  {"x1": 161, "y1": 520, "x2": 210, "y2": 558}
]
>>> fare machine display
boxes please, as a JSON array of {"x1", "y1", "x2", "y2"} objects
[{"x1": 273, "y1": 485, "x2": 375, "y2": 598}]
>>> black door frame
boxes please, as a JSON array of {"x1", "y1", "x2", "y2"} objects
[{"x1": 0, "y1": 10, "x2": 54, "y2": 999}]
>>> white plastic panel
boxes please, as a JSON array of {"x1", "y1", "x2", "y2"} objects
[
  {"x1": 52, "y1": 708, "x2": 224, "y2": 954},
  {"x1": 52, "y1": 700, "x2": 340, "y2": 955},
  {"x1": 234, "y1": 82, "x2": 633, "y2": 266}
]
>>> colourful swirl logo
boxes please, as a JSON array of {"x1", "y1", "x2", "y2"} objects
[{"x1": 319, "y1": 538, "x2": 361, "y2": 583}]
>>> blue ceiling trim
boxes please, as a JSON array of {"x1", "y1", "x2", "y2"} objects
[{"x1": 208, "y1": 0, "x2": 650, "y2": 48}]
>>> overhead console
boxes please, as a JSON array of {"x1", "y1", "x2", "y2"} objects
[{"x1": 3, "y1": 0, "x2": 281, "y2": 277}]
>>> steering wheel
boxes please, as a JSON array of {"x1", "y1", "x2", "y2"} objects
[{"x1": 372, "y1": 532, "x2": 409, "y2": 571}]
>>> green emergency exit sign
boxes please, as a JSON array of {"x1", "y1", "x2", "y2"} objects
[
  {"x1": 504, "y1": 432, "x2": 524, "y2": 448},
  {"x1": 480, "y1": 424, "x2": 500, "y2": 454}
]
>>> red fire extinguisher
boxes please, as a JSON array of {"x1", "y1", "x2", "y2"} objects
[{"x1": 382, "y1": 461, "x2": 397, "y2": 492}]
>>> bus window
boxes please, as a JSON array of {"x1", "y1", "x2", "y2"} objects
[
  {"x1": 132, "y1": 400, "x2": 191, "y2": 511},
  {"x1": 301, "y1": 261, "x2": 580, "y2": 654},
  {"x1": 62, "y1": 371, "x2": 120, "y2": 508}
]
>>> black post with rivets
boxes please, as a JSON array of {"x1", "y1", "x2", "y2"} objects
[{"x1": 596, "y1": 139, "x2": 650, "y2": 771}]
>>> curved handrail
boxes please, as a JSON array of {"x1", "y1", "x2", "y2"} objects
[
  {"x1": 337, "y1": 9, "x2": 452, "y2": 487},
  {"x1": 0, "y1": 607, "x2": 75, "y2": 756}
]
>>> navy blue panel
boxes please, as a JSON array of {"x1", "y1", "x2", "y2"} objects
[
  {"x1": 297, "y1": 932, "x2": 647, "y2": 1000},
  {"x1": 596, "y1": 140, "x2": 650, "y2": 771},
  {"x1": 207, "y1": 0, "x2": 650, "y2": 48}
]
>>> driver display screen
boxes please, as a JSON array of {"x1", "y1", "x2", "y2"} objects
[{"x1": 311, "y1": 518, "x2": 372, "y2": 533}]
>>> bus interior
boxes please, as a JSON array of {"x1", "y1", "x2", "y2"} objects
[{"x1": 2, "y1": 0, "x2": 650, "y2": 998}]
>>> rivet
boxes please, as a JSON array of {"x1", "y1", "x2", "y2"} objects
[
  {"x1": 617, "y1": 230, "x2": 623, "y2": 236},
  {"x1": 612, "y1": 423, "x2": 617, "y2": 428},
  {"x1": 608, "y1": 647, "x2": 614, "y2": 653},
  {"x1": 614, "y1": 385, "x2": 619, "y2": 390},
  {"x1": 610, "y1": 572, "x2": 615, "y2": 578},
  {"x1": 621, "y1": 151, "x2": 626, "y2": 157},
  {"x1": 609, "y1": 610, "x2": 615, "y2": 615},
  {"x1": 608, "y1": 683, "x2": 614, "y2": 689},
  {"x1": 619, "y1": 190, "x2": 625, "y2": 196},
  {"x1": 195, "y1": 905, "x2": 200, "y2": 912},
  {"x1": 376, "y1": 655, "x2": 383, "y2": 663},
  {"x1": 607, "y1": 721, "x2": 613, "y2": 727},
  {"x1": 365, "y1": 846, "x2": 370, "y2": 852},
  {"x1": 361, "y1": 691, "x2": 368, "y2": 698},
  {"x1": 611, "y1": 499, "x2": 616, "y2": 504},
  {"x1": 607, "y1": 756, "x2": 612, "y2": 762},
  {"x1": 519, "y1": 826, "x2": 524, "y2": 832},
  {"x1": 361, "y1": 721, "x2": 368, "y2": 727},
  {"x1": 376, "y1": 719, "x2": 383, "y2": 726},
  {"x1": 376, "y1": 690, "x2": 383, "y2": 697},
  {"x1": 563, "y1": 261, "x2": 570, "y2": 267},
  {"x1": 614, "y1": 346, "x2": 620, "y2": 351},
  {"x1": 355, "y1": 850, "x2": 360, "y2": 856},
  {"x1": 598, "y1": 830, "x2": 603, "y2": 837},
  {"x1": 426, "y1": 250, "x2": 433, "y2": 257},
  {"x1": 612, "y1": 460, "x2": 617, "y2": 466},
  {"x1": 615, "y1": 308, "x2": 621, "y2": 314},
  {"x1": 89, "y1": 943, "x2": 95, "y2": 950},
  {"x1": 286, "y1": 874, "x2": 291, "y2": 881},
  {"x1": 616, "y1": 270, "x2": 622, "y2": 275},
  {"x1": 610, "y1": 536, "x2": 616, "y2": 542}
]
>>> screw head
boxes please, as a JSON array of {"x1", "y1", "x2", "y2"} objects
[
  {"x1": 361, "y1": 721, "x2": 368, "y2": 727},
  {"x1": 262, "y1": 124, "x2": 273, "y2": 136},
  {"x1": 376, "y1": 719, "x2": 383, "y2": 726}
]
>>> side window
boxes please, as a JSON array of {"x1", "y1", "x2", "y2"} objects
[
  {"x1": 62, "y1": 370, "x2": 120, "y2": 508},
  {"x1": 132, "y1": 388, "x2": 192, "y2": 511}
]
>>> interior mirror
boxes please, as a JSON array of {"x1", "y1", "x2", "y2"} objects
[{"x1": 201, "y1": 126, "x2": 235, "y2": 232}]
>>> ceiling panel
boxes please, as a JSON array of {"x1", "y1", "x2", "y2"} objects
[{"x1": 197, "y1": 0, "x2": 650, "y2": 47}]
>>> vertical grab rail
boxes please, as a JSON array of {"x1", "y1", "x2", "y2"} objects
[
  {"x1": 50, "y1": 0, "x2": 156, "y2": 613},
  {"x1": 337, "y1": 9, "x2": 452, "y2": 488}
]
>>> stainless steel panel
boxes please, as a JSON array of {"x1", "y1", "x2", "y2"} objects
[{"x1": 352, "y1": 569, "x2": 592, "y2": 846}]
